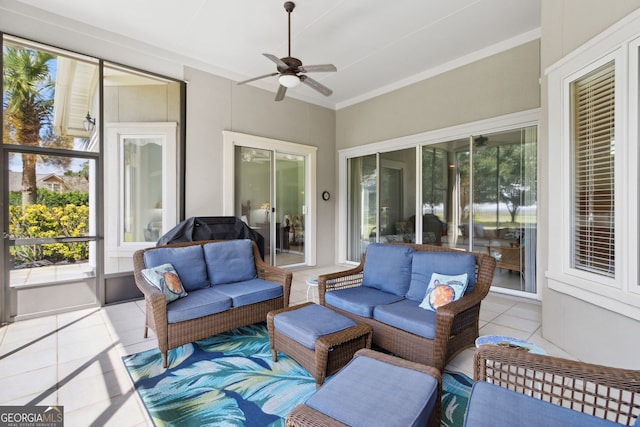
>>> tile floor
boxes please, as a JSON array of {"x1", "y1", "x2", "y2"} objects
[{"x1": 0, "y1": 265, "x2": 576, "y2": 426}]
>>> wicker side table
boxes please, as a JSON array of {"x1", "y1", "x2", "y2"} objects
[{"x1": 267, "y1": 302, "x2": 373, "y2": 387}]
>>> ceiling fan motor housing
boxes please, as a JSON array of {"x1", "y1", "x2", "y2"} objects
[{"x1": 278, "y1": 57, "x2": 302, "y2": 74}]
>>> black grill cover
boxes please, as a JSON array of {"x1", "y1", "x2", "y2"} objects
[{"x1": 157, "y1": 216, "x2": 265, "y2": 260}]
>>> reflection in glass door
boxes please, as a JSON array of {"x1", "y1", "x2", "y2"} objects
[
  {"x1": 275, "y1": 152, "x2": 305, "y2": 266},
  {"x1": 235, "y1": 147, "x2": 273, "y2": 264},
  {"x1": 345, "y1": 125, "x2": 537, "y2": 295},
  {"x1": 234, "y1": 147, "x2": 307, "y2": 267}
]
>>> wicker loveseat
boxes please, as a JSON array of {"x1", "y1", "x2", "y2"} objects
[
  {"x1": 318, "y1": 243, "x2": 496, "y2": 372},
  {"x1": 467, "y1": 345, "x2": 640, "y2": 426},
  {"x1": 133, "y1": 239, "x2": 292, "y2": 367}
]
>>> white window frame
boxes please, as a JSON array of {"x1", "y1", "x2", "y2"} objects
[
  {"x1": 105, "y1": 122, "x2": 178, "y2": 257},
  {"x1": 546, "y1": 10, "x2": 640, "y2": 319}
]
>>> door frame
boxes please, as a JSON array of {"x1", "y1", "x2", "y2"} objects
[{"x1": 222, "y1": 131, "x2": 317, "y2": 266}]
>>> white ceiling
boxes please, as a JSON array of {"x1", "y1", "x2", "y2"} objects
[{"x1": 14, "y1": 0, "x2": 541, "y2": 110}]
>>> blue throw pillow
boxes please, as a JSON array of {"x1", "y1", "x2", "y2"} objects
[
  {"x1": 141, "y1": 263, "x2": 188, "y2": 303},
  {"x1": 362, "y1": 244, "x2": 414, "y2": 296},
  {"x1": 203, "y1": 239, "x2": 257, "y2": 285},
  {"x1": 143, "y1": 245, "x2": 209, "y2": 291},
  {"x1": 419, "y1": 273, "x2": 468, "y2": 311},
  {"x1": 406, "y1": 251, "x2": 476, "y2": 301}
]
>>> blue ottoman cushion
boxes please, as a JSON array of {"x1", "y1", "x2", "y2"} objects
[
  {"x1": 306, "y1": 354, "x2": 438, "y2": 427},
  {"x1": 274, "y1": 304, "x2": 357, "y2": 350},
  {"x1": 464, "y1": 381, "x2": 623, "y2": 427}
]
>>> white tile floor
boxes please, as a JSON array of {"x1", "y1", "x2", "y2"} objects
[{"x1": 0, "y1": 265, "x2": 577, "y2": 426}]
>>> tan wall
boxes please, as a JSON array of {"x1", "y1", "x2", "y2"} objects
[
  {"x1": 184, "y1": 67, "x2": 337, "y2": 266},
  {"x1": 539, "y1": 0, "x2": 640, "y2": 368},
  {"x1": 336, "y1": 40, "x2": 541, "y2": 149}
]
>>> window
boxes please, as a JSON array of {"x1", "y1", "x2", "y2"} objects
[
  {"x1": 570, "y1": 61, "x2": 615, "y2": 278},
  {"x1": 338, "y1": 111, "x2": 539, "y2": 296},
  {"x1": 547, "y1": 9, "x2": 640, "y2": 316}
]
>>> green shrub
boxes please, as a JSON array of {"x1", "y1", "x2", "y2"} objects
[
  {"x1": 9, "y1": 189, "x2": 89, "y2": 207},
  {"x1": 9, "y1": 203, "x2": 89, "y2": 265}
]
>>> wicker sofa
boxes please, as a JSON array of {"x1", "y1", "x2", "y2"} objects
[
  {"x1": 318, "y1": 243, "x2": 496, "y2": 371},
  {"x1": 467, "y1": 345, "x2": 640, "y2": 426},
  {"x1": 133, "y1": 239, "x2": 292, "y2": 367}
]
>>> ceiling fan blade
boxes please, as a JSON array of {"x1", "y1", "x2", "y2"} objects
[
  {"x1": 263, "y1": 53, "x2": 288, "y2": 69},
  {"x1": 300, "y1": 75, "x2": 333, "y2": 96},
  {"x1": 298, "y1": 64, "x2": 337, "y2": 73},
  {"x1": 275, "y1": 85, "x2": 287, "y2": 101},
  {"x1": 237, "y1": 72, "x2": 279, "y2": 85}
]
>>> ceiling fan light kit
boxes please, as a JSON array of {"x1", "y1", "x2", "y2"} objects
[
  {"x1": 237, "y1": 1, "x2": 337, "y2": 101},
  {"x1": 279, "y1": 74, "x2": 300, "y2": 88}
]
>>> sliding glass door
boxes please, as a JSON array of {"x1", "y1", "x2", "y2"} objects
[
  {"x1": 234, "y1": 146, "x2": 306, "y2": 267},
  {"x1": 344, "y1": 124, "x2": 537, "y2": 295}
]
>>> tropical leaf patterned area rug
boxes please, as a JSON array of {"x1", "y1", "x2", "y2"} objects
[{"x1": 123, "y1": 323, "x2": 471, "y2": 427}]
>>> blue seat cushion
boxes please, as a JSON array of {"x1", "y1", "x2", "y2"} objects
[
  {"x1": 373, "y1": 299, "x2": 437, "y2": 339},
  {"x1": 325, "y1": 287, "x2": 405, "y2": 318},
  {"x1": 464, "y1": 381, "x2": 623, "y2": 427},
  {"x1": 144, "y1": 245, "x2": 209, "y2": 291},
  {"x1": 274, "y1": 304, "x2": 357, "y2": 350},
  {"x1": 203, "y1": 239, "x2": 257, "y2": 285},
  {"x1": 213, "y1": 278, "x2": 283, "y2": 308},
  {"x1": 166, "y1": 287, "x2": 232, "y2": 323},
  {"x1": 362, "y1": 244, "x2": 414, "y2": 296},
  {"x1": 306, "y1": 354, "x2": 438, "y2": 427},
  {"x1": 406, "y1": 251, "x2": 477, "y2": 302}
]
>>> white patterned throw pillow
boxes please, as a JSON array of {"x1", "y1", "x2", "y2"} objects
[{"x1": 419, "y1": 272, "x2": 468, "y2": 311}]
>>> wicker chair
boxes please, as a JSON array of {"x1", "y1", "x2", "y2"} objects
[
  {"x1": 319, "y1": 243, "x2": 496, "y2": 372},
  {"x1": 472, "y1": 345, "x2": 640, "y2": 426},
  {"x1": 133, "y1": 240, "x2": 292, "y2": 367}
]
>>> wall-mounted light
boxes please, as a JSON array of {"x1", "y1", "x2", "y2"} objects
[{"x1": 83, "y1": 112, "x2": 96, "y2": 133}]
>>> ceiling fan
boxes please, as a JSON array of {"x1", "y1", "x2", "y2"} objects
[{"x1": 237, "y1": 1, "x2": 337, "y2": 101}]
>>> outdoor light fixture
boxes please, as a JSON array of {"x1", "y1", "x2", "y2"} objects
[
  {"x1": 278, "y1": 73, "x2": 300, "y2": 88},
  {"x1": 83, "y1": 112, "x2": 96, "y2": 133}
]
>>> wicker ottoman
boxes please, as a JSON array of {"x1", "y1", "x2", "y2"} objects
[
  {"x1": 267, "y1": 302, "x2": 373, "y2": 387},
  {"x1": 286, "y1": 349, "x2": 441, "y2": 427}
]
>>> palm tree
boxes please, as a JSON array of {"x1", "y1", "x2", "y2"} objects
[{"x1": 3, "y1": 47, "x2": 55, "y2": 205}]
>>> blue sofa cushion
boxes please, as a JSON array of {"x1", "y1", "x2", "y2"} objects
[
  {"x1": 274, "y1": 304, "x2": 356, "y2": 350},
  {"x1": 464, "y1": 381, "x2": 623, "y2": 427},
  {"x1": 406, "y1": 251, "x2": 477, "y2": 302},
  {"x1": 144, "y1": 245, "x2": 209, "y2": 291},
  {"x1": 203, "y1": 240, "x2": 257, "y2": 285},
  {"x1": 213, "y1": 278, "x2": 283, "y2": 308},
  {"x1": 362, "y1": 244, "x2": 414, "y2": 296},
  {"x1": 166, "y1": 287, "x2": 232, "y2": 324},
  {"x1": 373, "y1": 299, "x2": 437, "y2": 339},
  {"x1": 306, "y1": 354, "x2": 438, "y2": 427},
  {"x1": 325, "y1": 287, "x2": 405, "y2": 318}
]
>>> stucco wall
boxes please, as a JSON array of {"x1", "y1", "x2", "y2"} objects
[
  {"x1": 336, "y1": 40, "x2": 541, "y2": 149},
  {"x1": 184, "y1": 67, "x2": 337, "y2": 267},
  {"x1": 539, "y1": 0, "x2": 640, "y2": 368}
]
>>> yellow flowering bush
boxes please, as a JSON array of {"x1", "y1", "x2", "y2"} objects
[{"x1": 9, "y1": 204, "x2": 89, "y2": 265}]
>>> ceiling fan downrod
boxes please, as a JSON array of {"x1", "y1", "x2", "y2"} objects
[{"x1": 284, "y1": 1, "x2": 295, "y2": 58}]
